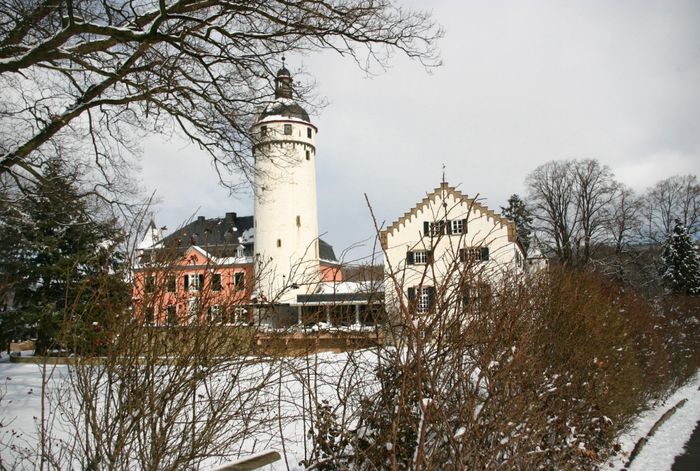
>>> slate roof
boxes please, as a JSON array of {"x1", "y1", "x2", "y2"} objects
[
  {"x1": 158, "y1": 212, "x2": 253, "y2": 257},
  {"x1": 258, "y1": 99, "x2": 310, "y2": 123},
  {"x1": 143, "y1": 212, "x2": 338, "y2": 262}
]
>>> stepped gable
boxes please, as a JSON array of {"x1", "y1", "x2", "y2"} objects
[{"x1": 379, "y1": 182, "x2": 517, "y2": 249}]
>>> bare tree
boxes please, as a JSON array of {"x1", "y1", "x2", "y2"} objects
[
  {"x1": 603, "y1": 182, "x2": 641, "y2": 255},
  {"x1": 526, "y1": 160, "x2": 579, "y2": 265},
  {"x1": 0, "y1": 0, "x2": 442, "y2": 197},
  {"x1": 640, "y1": 175, "x2": 700, "y2": 243},
  {"x1": 572, "y1": 159, "x2": 616, "y2": 264},
  {"x1": 526, "y1": 159, "x2": 619, "y2": 266}
]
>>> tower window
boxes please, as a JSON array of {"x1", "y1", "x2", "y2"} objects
[
  {"x1": 296, "y1": 215, "x2": 301, "y2": 227},
  {"x1": 277, "y1": 239, "x2": 282, "y2": 247},
  {"x1": 307, "y1": 128, "x2": 312, "y2": 138},
  {"x1": 284, "y1": 124, "x2": 292, "y2": 135},
  {"x1": 260, "y1": 126, "x2": 267, "y2": 136},
  {"x1": 305, "y1": 150, "x2": 310, "y2": 161}
]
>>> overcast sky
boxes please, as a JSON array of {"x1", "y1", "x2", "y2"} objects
[{"x1": 139, "y1": 0, "x2": 700, "y2": 264}]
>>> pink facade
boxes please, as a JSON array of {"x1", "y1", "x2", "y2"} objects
[
  {"x1": 134, "y1": 247, "x2": 343, "y2": 324},
  {"x1": 133, "y1": 247, "x2": 253, "y2": 325}
]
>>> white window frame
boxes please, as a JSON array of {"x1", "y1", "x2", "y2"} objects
[
  {"x1": 428, "y1": 221, "x2": 445, "y2": 237},
  {"x1": 451, "y1": 219, "x2": 464, "y2": 235},
  {"x1": 188, "y1": 273, "x2": 202, "y2": 292},
  {"x1": 210, "y1": 304, "x2": 222, "y2": 323},
  {"x1": 417, "y1": 287, "x2": 432, "y2": 313},
  {"x1": 188, "y1": 297, "x2": 198, "y2": 321},
  {"x1": 461, "y1": 247, "x2": 482, "y2": 262},
  {"x1": 413, "y1": 250, "x2": 428, "y2": 265}
]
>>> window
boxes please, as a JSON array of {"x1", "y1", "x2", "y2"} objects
[
  {"x1": 229, "y1": 307, "x2": 248, "y2": 324},
  {"x1": 284, "y1": 124, "x2": 292, "y2": 135},
  {"x1": 166, "y1": 305, "x2": 177, "y2": 325},
  {"x1": 406, "y1": 250, "x2": 431, "y2": 265},
  {"x1": 166, "y1": 275, "x2": 176, "y2": 293},
  {"x1": 145, "y1": 275, "x2": 155, "y2": 293},
  {"x1": 236, "y1": 245, "x2": 245, "y2": 258},
  {"x1": 462, "y1": 284, "x2": 491, "y2": 309},
  {"x1": 208, "y1": 305, "x2": 222, "y2": 323},
  {"x1": 184, "y1": 274, "x2": 204, "y2": 291},
  {"x1": 307, "y1": 127, "x2": 312, "y2": 138},
  {"x1": 212, "y1": 273, "x2": 222, "y2": 291},
  {"x1": 423, "y1": 221, "x2": 445, "y2": 237},
  {"x1": 459, "y1": 246, "x2": 490, "y2": 263},
  {"x1": 305, "y1": 150, "x2": 310, "y2": 161},
  {"x1": 234, "y1": 272, "x2": 245, "y2": 290},
  {"x1": 408, "y1": 286, "x2": 436, "y2": 313},
  {"x1": 188, "y1": 298, "x2": 198, "y2": 319},
  {"x1": 260, "y1": 125, "x2": 267, "y2": 137},
  {"x1": 450, "y1": 219, "x2": 466, "y2": 235}
]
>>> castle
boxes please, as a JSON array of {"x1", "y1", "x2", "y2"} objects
[
  {"x1": 134, "y1": 66, "x2": 379, "y2": 328},
  {"x1": 134, "y1": 66, "x2": 526, "y2": 328}
]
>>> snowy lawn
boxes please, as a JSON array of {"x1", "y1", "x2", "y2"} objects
[
  {"x1": 0, "y1": 350, "x2": 380, "y2": 470},
  {"x1": 3, "y1": 351, "x2": 699, "y2": 471}
]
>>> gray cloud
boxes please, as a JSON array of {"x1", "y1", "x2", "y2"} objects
[{"x1": 139, "y1": 0, "x2": 700, "y2": 263}]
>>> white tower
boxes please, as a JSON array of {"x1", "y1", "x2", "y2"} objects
[{"x1": 252, "y1": 66, "x2": 320, "y2": 305}]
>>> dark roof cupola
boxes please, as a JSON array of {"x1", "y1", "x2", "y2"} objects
[
  {"x1": 275, "y1": 66, "x2": 293, "y2": 99},
  {"x1": 257, "y1": 61, "x2": 311, "y2": 123}
]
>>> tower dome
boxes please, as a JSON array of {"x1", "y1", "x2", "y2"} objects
[{"x1": 257, "y1": 66, "x2": 310, "y2": 123}]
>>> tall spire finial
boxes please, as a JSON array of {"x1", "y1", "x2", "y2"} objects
[
  {"x1": 441, "y1": 163, "x2": 446, "y2": 186},
  {"x1": 282, "y1": 55, "x2": 286, "y2": 67}
]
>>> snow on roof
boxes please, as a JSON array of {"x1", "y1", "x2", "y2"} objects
[
  {"x1": 316, "y1": 281, "x2": 382, "y2": 295},
  {"x1": 239, "y1": 227, "x2": 254, "y2": 244},
  {"x1": 137, "y1": 221, "x2": 162, "y2": 250}
]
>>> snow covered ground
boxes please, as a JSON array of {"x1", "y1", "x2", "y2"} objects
[
  {"x1": 0, "y1": 350, "x2": 378, "y2": 470},
  {"x1": 2, "y1": 351, "x2": 699, "y2": 470},
  {"x1": 607, "y1": 370, "x2": 700, "y2": 471}
]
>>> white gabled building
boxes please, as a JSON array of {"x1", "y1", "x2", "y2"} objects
[{"x1": 380, "y1": 182, "x2": 526, "y2": 313}]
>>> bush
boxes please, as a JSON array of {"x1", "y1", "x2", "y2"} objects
[{"x1": 310, "y1": 268, "x2": 697, "y2": 470}]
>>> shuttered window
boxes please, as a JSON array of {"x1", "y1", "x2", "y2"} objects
[
  {"x1": 408, "y1": 286, "x2": 435, "y2": 313},
  {"x1": 459, "y1": 246, "x2": 490, "y2": 263}
]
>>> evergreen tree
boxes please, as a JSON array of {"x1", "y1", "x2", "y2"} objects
[
  {"x1": 660, "y1": 220, "x2": 700, "y2": 296},
  {"x1": 501, "y1": 194, "x2": 533, "y2": 255},
  {"x1": 0, "y1": 160, "x2": 128, "y2": 354}
]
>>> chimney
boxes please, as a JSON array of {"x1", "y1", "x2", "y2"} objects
[
  {"x1": 225, "y1": 212, "x2": 236, "y2": 222},
  {"x1": 197, "y1": 216, "x2": 205, "y2": 222}
]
